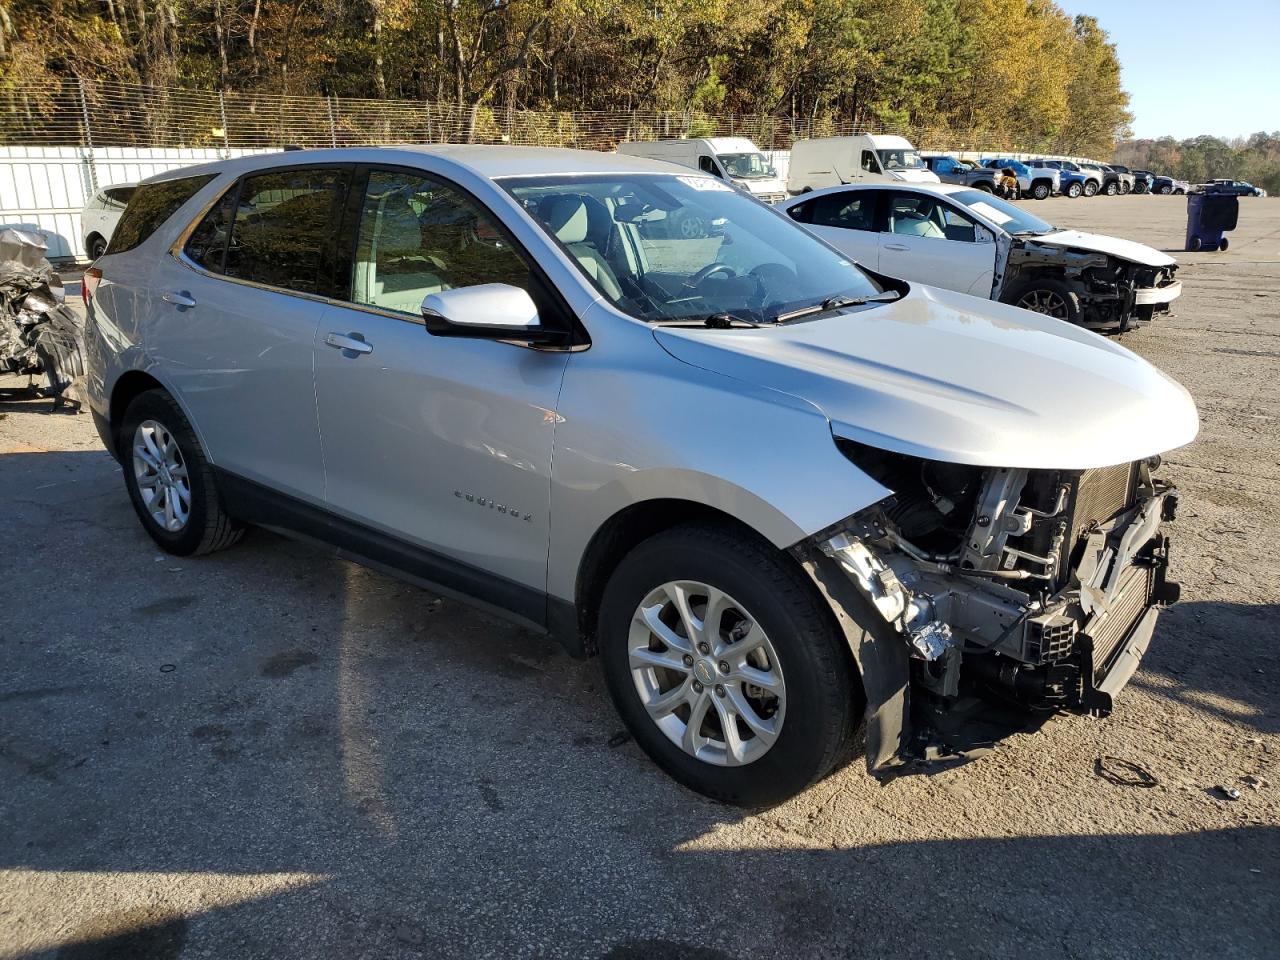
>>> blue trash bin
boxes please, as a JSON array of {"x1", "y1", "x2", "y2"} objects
[{"x1": 1186, "y1": 193, "x2": 1239, "y2": 251}]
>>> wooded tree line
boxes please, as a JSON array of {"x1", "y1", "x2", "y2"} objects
[
  {"x1": 1, "y1": 0, "x2": 1133, "y2": 154},
  {"x1": 1115, "y1": 133, "x2": 1280, "y2": 196}
]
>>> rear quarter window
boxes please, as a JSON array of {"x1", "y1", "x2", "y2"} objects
[{"x1": 106, "y1": 175, "x2": 215, "y2": 254}]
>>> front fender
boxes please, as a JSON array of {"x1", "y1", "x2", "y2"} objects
[{"x1": 546, "y1": 305, "x2": 890, "y2": 602}]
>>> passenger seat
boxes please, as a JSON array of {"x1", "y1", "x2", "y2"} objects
[{"x1": 539, "y1": 196, "x2": 624, "y2": 300}]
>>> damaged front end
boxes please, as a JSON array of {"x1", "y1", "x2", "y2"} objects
[
  {"x1": 1004, "y1": 239, "x2": 1181, "y2": 332},
  {"x1": 796, "y1": 440, "x2": 1180, "y2": 778},
  {"x1": 0, "y1": 229, "x2": 86, "y2": 409}
]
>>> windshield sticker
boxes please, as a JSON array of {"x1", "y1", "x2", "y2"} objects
[
  {"x1": 967, "y1": 200, "x2": 1013, "y2": 224},
  {"x1": 677, "y1": 175, "x2": 733, "y2": 192}
]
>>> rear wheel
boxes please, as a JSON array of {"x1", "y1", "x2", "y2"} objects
[
  {"x1": 671, "y1": 210, "x2": 709, "y2": 239},
  {"x1": 86, "y1": 235, "x2": 107, "y2": 260},
  {"x1": 1189, "y1": 236, "x2": 1202, "y2": 252},
  {"x1": 120, "y1": 390, "x2": 245, "y2": 556},
  {"x1": 1083, "y1": 180, "x2": 1099, "y2": 197},
  {"x1": 1067, "y1": 182, "x2": 1083, "y2": 199},
  {"x1": 1160, "y1": 185, "x2": 1173, "y2": 195},
  {"x1": 1105, "y1": 181, "x2": 1119, "y2": 196},
  {"x1": 1032, "y1": 181, "x2": 1051, "y2": 200},
  {"x1": 1219, "y1": 237, "x2": 1229, "y2": 251},
  {"x1": 975, "y1": 181, "x2": 994, "y2": 193},
  {"x1": 599, "y1": 524, "x2": 862, "y2": 806},
  {"x1": 1006, "y1": 277, "x2": 1083, "y2": 326}
]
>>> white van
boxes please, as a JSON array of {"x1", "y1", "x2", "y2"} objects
[
  {"x1": 616, "y1": 137, "x2": 787, "y2": 203},
  {"x1": 787, "y1": 134, "x2": 941, "y2": 194}
]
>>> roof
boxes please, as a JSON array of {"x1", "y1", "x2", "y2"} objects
[{"x1": 138, "y1": 144, "x2": 691, "y2": 186}]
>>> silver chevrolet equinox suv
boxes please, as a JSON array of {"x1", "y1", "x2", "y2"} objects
[{"x1": 84, "y1": 147, "x2": 1199, "y2": 806}]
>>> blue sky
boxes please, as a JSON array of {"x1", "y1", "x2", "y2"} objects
[{"x1": 1057, "y1": 0, "x2": 1280, "y2": 141}]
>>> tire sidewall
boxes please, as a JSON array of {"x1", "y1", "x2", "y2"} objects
[
  {"x1": 598, "y1": 529, "x2": 859, "y2": 806},
  {"x1": 120, "y1": 391, "x2": 214, "y2": 556},
  {"x1": 1007, "y1": 277, "x2": 1083, "y2": 325}
]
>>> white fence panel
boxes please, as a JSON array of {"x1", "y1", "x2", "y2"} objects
[{"x1": 0, "y1": 146, "x2": 262, "y2": 259}]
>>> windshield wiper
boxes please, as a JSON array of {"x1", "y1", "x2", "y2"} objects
[
  {"x1": 773, "y1": 291, "x2": 900, "y2": 324},
  {"x1": 652, "y1": 313, "x2": 763, "y2": 329}
]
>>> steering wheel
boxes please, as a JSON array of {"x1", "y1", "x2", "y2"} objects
[{"x1": 682, "y1": 262, "x2": 738, "y2": 289}]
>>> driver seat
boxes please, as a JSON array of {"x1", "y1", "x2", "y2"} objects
[{"x1": 540, "y1": 196, "x2": 624, "y2": 300}]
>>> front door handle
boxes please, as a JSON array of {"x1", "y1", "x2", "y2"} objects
[
  {"x1": 161, "y1": 290, "x2": 197, "y2": 307},
  {"x1": 324, "y1": 332, "x2": 374, "y2": 356},
  {"x1": 883, "y1": 243, "x2": 910, "y2": 252}
]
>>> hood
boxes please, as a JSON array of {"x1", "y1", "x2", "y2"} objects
[
  {"x1": 890, "y1": 168, "x2": 942, "y2": 184},
  {"x1": 735, "y1": 176, "x2": 787, "y2": 196},
  {"x1": 1036, "y1": 229, "x2": 1176, "y2": 267},
  {"x1": 653, "y1": 284, "x2": 1198, "y2": 470}
]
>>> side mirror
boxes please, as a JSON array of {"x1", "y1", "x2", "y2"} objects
[{"x1": 421, "y1": 283, "x2": 560, "y2": 343}]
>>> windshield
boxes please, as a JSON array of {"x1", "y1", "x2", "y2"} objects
[
  {"x1": 877, "y1": 149, "x2": 927, "y2": 171},
  {"x1": 717, "y1": 152, "x2": 775, "y2": 180},
  {"x1": 502, "y1": 173, "x2": 882, "y2": 324},
  {"x1": 949, "y1": 189, "x2": 1054, "y2": 236}
]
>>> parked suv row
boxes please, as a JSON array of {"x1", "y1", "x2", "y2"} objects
[{"x1": 84, "y1": 147, "x2": 1197, "y2": 805}]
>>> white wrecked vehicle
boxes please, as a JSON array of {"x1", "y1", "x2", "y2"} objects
[
  {"x1": 0, "y1": 229, "x2": 85, "y2": 408},
  {"x1": 782, "y1": 182, "x2": 1181, "y2": 331}
]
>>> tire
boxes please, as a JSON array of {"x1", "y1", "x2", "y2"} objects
[
  {"x1": 1083, "y1": 180, "x2": 1099, "y2": 197},
  {"x1": 1189, "y1": 236, "x2": 1202, "y2": 252},
  {"x1": 1219, "y1": 237, "x2": 1229, "y2": 251},
  {"x1": 120, "y1": 389, "x2": 245, "y2": 556},
  {"x1": 672, "y1": 210, "x2": 709, "y2": 239},
  {"x1": 1174, "y1": 188, "x2": 1185, "y2": 195},
  {"x1": 1067, "y1": 182, "x2": 1083, "y2": 199},
  {"x1": 1004, "y1": 276, "x2": 1083, "y2": 326},
  {"x1": 1121, "y1": 182, "x2": 1131, "y2": 194},
  {"x1": 1105, "y1": 181, "x2": 1118, "y2": 196},
  {"x1": 598, "y1": 523, "x2": 862, "y2": 807},
  {"x1": 1160, "y1": 185, "x2": 1173, "y2": 195},
  {"x1": 975, "y1": 182, "x2": 994, "y2": 193},
  {"x1": 86, "y1": 235, "x2": 107, "y2": 260},
  {"x1": 1031, "y1": 181, "x2": 1051, "y2": 201}
]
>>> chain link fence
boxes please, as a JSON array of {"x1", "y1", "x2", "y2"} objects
[{"x1": 0, "y1": 78, "x2": 1029, "y2": 155}]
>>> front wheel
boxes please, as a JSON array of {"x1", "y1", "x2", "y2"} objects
[
  {"x1": 1160, "y1": 185, "x2": 1173, "y2": 195},
  {"x1": 1083, "y1": 180, "x2": 1099, "y2": 197},
  {"x1": 1032, "y1": 182, "x2": 1051, "y2": 200},
  {"x1": 1105, "y1": 181, "x2": 1119, "y2": 196},
  {"x1": 599, "y1": 524, "x2": 862, "y2": 806},
  {"x1": 1006, "y1": 277, "x2": 1083, "y2": 326},
  {"x1": 120, "y1": 390, "x2": 245, "y2": 556}
]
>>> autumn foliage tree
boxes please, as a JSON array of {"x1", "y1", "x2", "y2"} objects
[{"x1": 0, "y1": 0, "x2": 1133, "y2": 154}]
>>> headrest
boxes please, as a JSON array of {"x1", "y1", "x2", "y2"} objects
[{"x1": 543, "y1": 196, "x2": 589, "y2": 244}]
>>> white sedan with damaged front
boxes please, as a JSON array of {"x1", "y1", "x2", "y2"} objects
[{"x1": 780, "y1": 182, "x2": 1181, "y2": 332}]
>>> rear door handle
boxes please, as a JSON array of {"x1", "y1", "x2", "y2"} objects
[
  {"x1": 161, "y1": 290, "x2": 197, "y2": 307},
  {"x1": 324, "y1": 332, "x2": 373, "y2": 356},
  {"x1": 883, "y1": 243, "x2": 910, "y2": 252}
]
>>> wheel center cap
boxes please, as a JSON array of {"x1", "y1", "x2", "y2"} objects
[{"x1": 693, "y1": 660, "x2": 716, "y2": 685}]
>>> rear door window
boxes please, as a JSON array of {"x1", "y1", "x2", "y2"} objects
[
  {"x1": 223, "y1": 167, "x2": 351, "y2": 296},
  {"x1": 809, "y1": 191, "x2": 876, "y2": 230},
  {"x1": 106, "y1": 174, "x2": 215, "y2": 254},
  {"x1": 183, "y1": 186, "x2": 239, "y2": 274}
]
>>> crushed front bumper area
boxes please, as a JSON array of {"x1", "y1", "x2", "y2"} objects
[{"x1": 796, "y1": 481, "x2": 1180, "y2": 778}]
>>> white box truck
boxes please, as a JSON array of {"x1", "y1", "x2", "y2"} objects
[
  {"x1": 786, "y1": 134, "x2": 941, "y2": 193},
  {"x1": 616, "y1": 137, "x2": 788, "y2": 203}
]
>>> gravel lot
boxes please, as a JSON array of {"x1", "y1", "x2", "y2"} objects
[{"x1": 2, "y1": 195, "x2": 1277, "y2": 960}]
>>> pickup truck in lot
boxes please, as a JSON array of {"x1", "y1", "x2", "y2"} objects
[
  {"x1": 984, "y1": 158, "x2": 1059, "y2": 200},
  {"x1": 922, "y1": 156, "x2": 1004, "y2": 193}
]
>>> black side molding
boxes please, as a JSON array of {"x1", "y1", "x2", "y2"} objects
[{"x1": 214, "y1": 469, "x2": 570, "y2": 643}]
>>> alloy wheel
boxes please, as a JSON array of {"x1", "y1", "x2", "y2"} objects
[
  {"x1": 628, "y1": 580, "x2": 785, "y2": 767},
  {"x1": 132, "y1": 419, "x2": 191, "y2": 532},
  {"x1": 1016, "y1": 288, "x2": 1070, "y2": 320}
]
